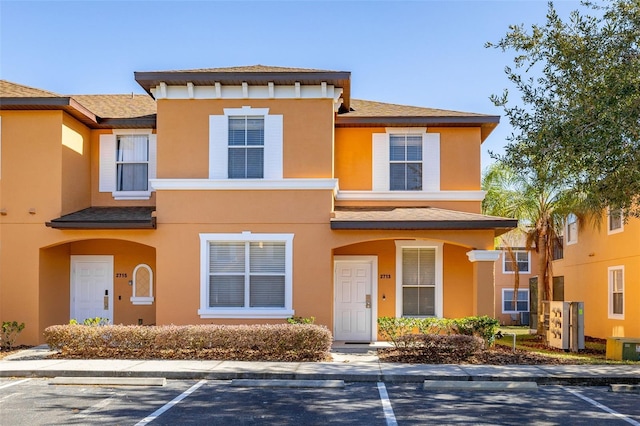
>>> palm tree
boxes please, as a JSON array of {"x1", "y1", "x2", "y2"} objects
[{"x1": 482, "y1": 161, "x2": 596, "y2": 336}]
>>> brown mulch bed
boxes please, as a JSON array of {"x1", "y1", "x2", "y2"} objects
[
  {"x1": 0, "y1": 345, "x2": 32, "y2": 360},
  {"x1": 378, "y1": 344, "x2": 601, "y2": 365}
]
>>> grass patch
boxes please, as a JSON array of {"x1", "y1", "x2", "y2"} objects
[{"x1": 493, "y1": 330, "x2": 625, "y2": 364}]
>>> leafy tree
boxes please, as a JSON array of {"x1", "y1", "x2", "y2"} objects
[
  {"x1": 487, "y1": 0, "x2": 640, "y2": 217},
  {"x1": 482, "y1": 162, "x2": 596, "y2": 335}
]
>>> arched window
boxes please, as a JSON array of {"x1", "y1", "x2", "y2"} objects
[{"x1": 130, "y1": 264, "x2": 154, "y2": 305}]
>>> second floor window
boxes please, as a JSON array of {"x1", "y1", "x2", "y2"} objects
[
  {"x1": 228, "y1": 116, "x2": 264, "y2": 179},
  {"x1": 566, "y1": 214, "x2": 578, "y2": 245},
  {"x1": 116, "y1": 135, "x2": 149, "y2": 191},
  {"x1": 390, "y1": 134, "x2": 422, "y2": 190},
  {"x1": 608, "y1": 208, "x2": 623, "y2": 234},
  {"x1": 503, "y1": 250, "x2": 530, "y2": 274}
]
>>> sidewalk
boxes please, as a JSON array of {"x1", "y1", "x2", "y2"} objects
[{"x1": 1, "y1": 344, "x2": 639, "y2": 385}]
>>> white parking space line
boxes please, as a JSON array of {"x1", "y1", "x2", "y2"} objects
[
  {"x1": 135, "y1": 379, "x2": 207, "y2": 425},
  {"x1": 565, "y1": 387, "x2": 640, "y2": 426},
  {"x1": 0, "y1": 378, "x2": 30, "y2": 390},
  {"x1": 377, "y1": 382, "x2": 398, "y2": 426}
]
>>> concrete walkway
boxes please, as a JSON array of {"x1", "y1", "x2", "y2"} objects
[{"x1": 1, "y1": 344, "x2": 639, "y2": 385}]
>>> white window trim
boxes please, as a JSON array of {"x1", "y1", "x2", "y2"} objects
[
  {"x1": 501, "y1": 288, "x2": 530, "y2": 314},
  {"x1": 566, "y1": 214, "x2": 578, "y2": 245},
  {"x1": 99, "y1": 129, "x2": 156, "y2": 200},
  {"x1": 607, "y1": 208, "x2": 624, "y2": 235},
  {"x1": 209, "y1": 106, "x2": 283, "y2": 180},
  {"x1": 198, "y1": 232, "x2": 294, "y2": 319},
  {"x1": 608, "y1": 265, "x2": 624, "y2": 320},
  {"x1": 372, "y1": 128, "x2": 440, "y2": 193},
  {"x1": 395, "y1": 240, "x2": 443, "y2": 318},
  {"x1": 501, "y1": 250, "x2": 531, "y2": 274},
  {"x1": 130, "y1": 263, "x2": 154, "y2": 305}
]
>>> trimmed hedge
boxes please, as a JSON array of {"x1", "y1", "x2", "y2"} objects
[
  {"x1": 377, "y1": 316, "x2": 500, "y2": 348},
  {"x1": 44, "y1": 324, "x2": 332, "y2": 362},
  {"x1": 391, "y1": 334, "x2": 484, "y2": 363}
]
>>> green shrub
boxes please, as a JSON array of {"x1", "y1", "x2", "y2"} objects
[
  {"x1": 1, "y1": 321, "x2": 25, "y2": 350},
  {"x1": 286, "y1": 316, "x2": 315, "y2": 324},
  {"x1": 69, "y1": 317, "x2": 110, "y2": 326},
  {"x1": 377, "y1": 317, "x2": 417, "y2": 347},
  {"x1": 43, "y1": 323, "x2": 332, "y2": 361},
  {"x1": 378, "y1": 315, "x2": 500, "y2": 348},
  {"x1": 451, "y1": 316, "x2": 500, "y2": 347}
]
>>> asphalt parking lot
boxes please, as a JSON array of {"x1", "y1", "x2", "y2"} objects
[{"x1": 2, "y1": 377, "x2": 640, "y2": 425}]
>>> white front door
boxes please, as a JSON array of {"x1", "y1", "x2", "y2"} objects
[
  {"x1": 334, "y1": 259, "x2": 374, "y2": 341},
  {"x1": 70, "y1": 256, "x2": 114, "y2": 323}
]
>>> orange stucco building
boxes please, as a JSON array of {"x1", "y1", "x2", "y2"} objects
[
  {"x1": 553, "y1": 211, "x2": 640, "y2": 339},
  {"x1": 0, "y1": 66, "x2": 515, "y2": 345}
]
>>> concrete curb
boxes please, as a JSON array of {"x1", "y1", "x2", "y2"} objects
[
  {"x1": 49, "y1": 377, "x2": 166, "y2": 386},
  {"x1": 2, "y1": 368, "x2": 640, "y2": 385},
  {"x1": 230, "y1": 379, "x2": 345, "y2": 388},
  {"x1": 423, "y1": 380, "x2": 538, "y2": 392}
]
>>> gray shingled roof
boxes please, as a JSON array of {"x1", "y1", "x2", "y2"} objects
[
  {"x1": 331, "y1": 207, "x2": 517, "y2": 232},
  {"x1": 0, "y1": 80, "x2": 60, "y2": 97},
  {"x1": 46, "y1": 207, "x2": 156, "y2": 229},
  {"x1": 148, "y1": 65, "x2": 337, "y2": 73},
  {"x1": 346, "y1": 99, "x2": 494, "y2": 118},
  {"x1": 72, "y1": 94, "x2": 156, "y2": 119}
]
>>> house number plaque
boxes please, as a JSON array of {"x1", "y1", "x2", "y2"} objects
[
  {"x1": 380, "y1": 274, "x2": 391, "y2": 279},
  {"x1": 115, "y1": 273, "x2": 128, "y2": 278}
]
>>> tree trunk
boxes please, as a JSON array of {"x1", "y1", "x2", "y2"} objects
[{"x1": 536, "y1": 224, "x2": 549, "y2": 338}]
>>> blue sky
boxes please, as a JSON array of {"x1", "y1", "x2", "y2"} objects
[{"x1": 0, "y1": 0, "x2": 581, "y2": 169}]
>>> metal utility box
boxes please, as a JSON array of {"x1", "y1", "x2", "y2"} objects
[
  {"x1": 606, "y1": 338, "x2": 640, "y2": 361},
  {"x1": 544, "y1": 301, "x2": 585, "y2": 351}
]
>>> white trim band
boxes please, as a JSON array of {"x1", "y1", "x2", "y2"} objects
[
  {"x1": 337, "y1": 190, "x2": 485, "y2": 201},
  {"x1": 150, "y1": 178, "x2": 339, "y2": 191}
]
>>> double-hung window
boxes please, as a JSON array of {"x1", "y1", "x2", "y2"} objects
[
  {"x1": 372, "y1": 129, "x2": 440, "y2": 193},
  {"x1": 390, "y1": 134, "x2": 422, "y2": 190},
  {"x1": 99, "y1": 129, "x2": 156, "y2": 200},
  {"x1": 228, "y1": 116, "x2": 264, "y2": 179},
  {"x1": 608, "y1": 208, "x2": 624, "y2": 234},
  {"x1": 502, "y1": 250, "x2": 530, "y2": 274},
  {"x1": 609, "y1": 266, "x2": 624, "y2": 319},
  {"x1": 502, "y1": 289, "x2": 529, "y2": 313},
  {"x1": 209, "y1": 107, "x2": 283, "y2": 180},
  {"x1": 199, "y1": 233, "x2": 294, "y2": 318},
  {"x1": 566, "y1": 214, "x2": 578, "y2": 245},
  {"x1": 401, "y1": 247, "x2": 436, "y2": 316},
  {"x1": 116, "y1": 134, "x2": 149, "y2": 191}
]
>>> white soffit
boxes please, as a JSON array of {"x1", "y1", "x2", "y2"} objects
[{"x1": 151, "y1": 83, "x2": 343, "y2": 103}]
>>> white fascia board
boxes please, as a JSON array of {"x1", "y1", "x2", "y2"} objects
[
  {"x1": 150, "y1": 178, "x2": 338, "y2": 192},
  {"x1": 152, "y1": 84, "x2": 338, "y2": 100},
  {"x1": 337, "y1": 190, "x2": 486, "y2": 201}
]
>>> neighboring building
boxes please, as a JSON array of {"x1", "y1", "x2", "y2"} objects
[
  {"x1": 0, "y1": 66, "x2": 516, "y2": 345},
  {"x1": 554, "y1": 210, "x2": 640, "y2": 339},
  {"x1": 493, "y1": 230, "x2": 539, "y2": 326}
]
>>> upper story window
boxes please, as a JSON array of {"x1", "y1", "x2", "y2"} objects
[
  {"x1": 372, "y1": 128, "x2": 440, "y2": 193},
  {"x1": 116, "y1": 135, "x2": 149, "y2": 191},
  {"x1": 566, "y1": 213, "x2": 578, "y2": 245},
  {"x1": 209, "y1": 107, "x2": 283, "y2": 180},
  {"x1": 390, "y1": 134, "x2": 422, "y2": 190},
  {"x1": 608, "y1": 208, "x2": 624, "y2": 235},
  {"x1": 502, "y1": 250, "x2": 531, "y2": 274},
  {"x1": 99, "y1": 129, "x2": 156, "y2": 200},
  {"x1": 228, "y1": 116, "x2": 264, "y2": 179}
]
